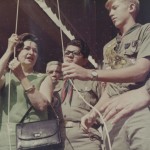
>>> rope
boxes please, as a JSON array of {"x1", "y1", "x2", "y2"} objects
[
  {"x1": 56, "y1": 0, "x2": 65, "y2": 59},
  {"x1": 15, "y1": 0, "x2": 20, "y2": 34},
  {"x1": 7, "y1": 0, "x2": 20, "y2": 149},
  {"x1": 69, "y1": 80, "x2": 112, "y2": 150},
  {"x1": 14, "y1": 0, "x2": 20, "y2": 58},
  {"x1": 56, "y1": 0, "x2": 112, "y2": 150},
  {"x1": 7, "y1": 71, "x2": 12, "y2": 150}
]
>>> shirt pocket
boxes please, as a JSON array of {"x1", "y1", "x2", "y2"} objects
[
  {"x1": 71, "y1": 86, "x2": 98, "y2": 111},
  {"x1": 124, "y1": 40, "x2": 141, "y2": 57},
  {"x1": 123, "y1": 40, "x2": 142, "y2": 65}
]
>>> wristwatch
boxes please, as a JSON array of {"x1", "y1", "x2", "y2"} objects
[{"x1": 91, "y1": 69, "x2": 98, "y2": 80}]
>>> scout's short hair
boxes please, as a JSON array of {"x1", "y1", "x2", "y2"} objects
[
  {"x1": 105, "y1": 0, "x2": 140, "y2": 18},
  {"x1": 66, "y1": 39, "x2": 90, "y2": 58},
  {"x1": 46, "y1": 61, "x2": 62, "y2": 67},
  {"x1": 46, "y1": 61, "x2": 62, "y2": 75}
]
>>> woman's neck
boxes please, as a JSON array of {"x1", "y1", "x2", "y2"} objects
[{"x1": 22, "y1": 66, "x2": 34, "y2": 75}]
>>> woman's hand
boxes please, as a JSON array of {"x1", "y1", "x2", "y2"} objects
[
  {"x1": 9, "y1": 58, "x2": 25, "y2": 80},
  {"x1": 7, "y1": 34, "x2": 19, "y2": 53}
]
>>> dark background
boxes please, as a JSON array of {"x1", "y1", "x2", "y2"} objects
[{"x1": 0, "y1": 0, "x2": 150, "y2": 72}]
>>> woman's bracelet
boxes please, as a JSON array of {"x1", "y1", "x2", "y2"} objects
[{"x1": 24, "y1": 85, "x2": 35, "y2": 94}]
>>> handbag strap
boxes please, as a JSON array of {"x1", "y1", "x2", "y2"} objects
[
  {"x1": 19, "y1": 106, "x2": 33, "y2": 123},
  {"x1": 19, "y1": 104, "x2": 59, "y2": 123}
]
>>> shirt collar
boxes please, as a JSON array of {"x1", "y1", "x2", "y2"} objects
[{"x1": 116, "y1": 23, "x2": 141, "y2": 40}]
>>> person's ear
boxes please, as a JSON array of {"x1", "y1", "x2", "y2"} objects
[{"x1": 129, "y1": 3, "x2": 136, "y2": 13}]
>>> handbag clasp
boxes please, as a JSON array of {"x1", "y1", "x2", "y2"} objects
[{"x1": 34, "y1": 132, "x2": 42, "y2": 137}]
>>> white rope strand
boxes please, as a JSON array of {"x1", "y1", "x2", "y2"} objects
[
  {"x1": 7, "y1": 0, "x2": 20, "y2": 149},
  {"x1": 15, "y1": 0, "x2": 20, "y2": 34},
  {"x1": 7, "y1": 71, "x2": 12, "y2": 150},
  {"x1": 56, "y1": 0, "x2": 65, "y2": 59},
  {"x1": 69, "y1": 79, "x2": 112, "y2": 150},
  {"x1": 14, "y1": 0, "x2": 20, "y2": 58},
  {"x1": 56, "y1": 0, "x2": 112, "y2": 149}
]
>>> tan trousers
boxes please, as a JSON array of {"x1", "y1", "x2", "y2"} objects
[
  {"x1": 104, "y1": 107, "x2": 150, "y2": 150},
  {"x1": 64, "y1": 122, "x2": 102, "y2": 150}
]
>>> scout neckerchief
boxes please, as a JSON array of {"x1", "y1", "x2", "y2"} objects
[{"x1": 61, "y1": 79, "x2": 73, "y2": 103}]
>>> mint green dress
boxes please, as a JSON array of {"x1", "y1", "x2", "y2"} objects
[{"x1": 0, "y1": 72, "x2": 47, "y2": 150}]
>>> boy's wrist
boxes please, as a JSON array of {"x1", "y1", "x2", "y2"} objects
[{"x1": 90, "y1": 109, "x2": 99, "y2": 118}]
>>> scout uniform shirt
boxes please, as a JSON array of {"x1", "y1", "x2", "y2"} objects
[
  {"x1": 103, "y1": 23, "x2": 150, "y2": 97},
  {"x1": 53, "y1": 79, "x2": 101, "y2": 122},
  {"x1": 52, "y1": 79, "x2": 102, "y2": 150}
]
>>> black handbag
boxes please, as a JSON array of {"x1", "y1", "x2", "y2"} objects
[{"x1": 16, "y1": 105, "x2": 61, "y2": 150}]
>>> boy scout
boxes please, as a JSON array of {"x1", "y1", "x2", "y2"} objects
[
  {"x1": 50, "y1": 39, "x2": 103, "y2": 150},
  {"x1": 62, "y1": 0, "x2": 150, "y2": 150}
]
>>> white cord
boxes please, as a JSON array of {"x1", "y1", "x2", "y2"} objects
[
  {"x1": 69, "y1": 79, "x2": 112, "y2": 150},
  {"x1": 7, "y1": 0, "x2": 20, "y2": 149},
  {"x1": 56, "y1": 0, "x2": 65, "y2": 58},
  {"x1": 14, "y1": 0, "x2": 20, "y2": 58},
  {"x1": 56, "y1": 1, "x2": 112, "y2": 149},
  {"x1": 15, "y1": 0, "x2": 20, "y2": 34},
  {"x1": 7, "y1": 71, "x2": 12, "y2": 150}
]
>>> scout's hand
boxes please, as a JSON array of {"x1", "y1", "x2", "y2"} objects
[
  {"x1": 62, "y1": 62, "x2": 90, "y2": 80},
  {"x1": 81, "y1": 111, "x2": 97, "y2": 132},
  {"x1": 101, "y1": 86, "x2": 150, "y2": 124}
]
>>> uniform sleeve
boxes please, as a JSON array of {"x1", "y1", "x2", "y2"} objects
[
  {"x1": 92, "y1": 81, "x2": 102, "y2": 100},
  {"x1": 137, "y1": 24, "x2": 150, "y2": 59},
  {"x1": 145, "y1": 78, "x2": 150, "y2": 95}
]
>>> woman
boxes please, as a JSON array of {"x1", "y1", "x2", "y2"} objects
[{"x1": 0, "y1": 33, "x2": 52, "y2": 149}]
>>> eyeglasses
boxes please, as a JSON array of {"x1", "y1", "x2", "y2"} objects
[{"x1": 64, "y1": 50, "x2": 81, "y2": 56}]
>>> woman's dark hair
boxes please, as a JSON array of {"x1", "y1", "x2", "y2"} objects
[
  {"x1": 15, "y1": 33, "x2": 39, "y2": 57},
  {"x1": 66, "y1": 38, "x2": 90, "y2": 58}
]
